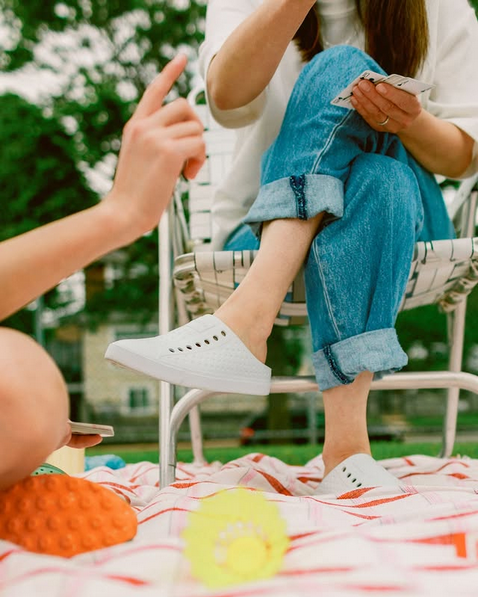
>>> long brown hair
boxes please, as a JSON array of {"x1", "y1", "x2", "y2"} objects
[{"x1": 293, "y1": 0, "x2": 429, "y2": 77}]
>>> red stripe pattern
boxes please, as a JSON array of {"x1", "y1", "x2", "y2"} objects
[{"x1": 1, "y1": 454, "x2": 478, "y2": 595}]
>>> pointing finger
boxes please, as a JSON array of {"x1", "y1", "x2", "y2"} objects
[{"x1": 132, "y1": 54, "x2": 188, "y2": 120}]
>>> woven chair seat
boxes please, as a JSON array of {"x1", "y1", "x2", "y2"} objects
[{"x1": 173, "y1": 237, "x2": 478, "y2": 325}]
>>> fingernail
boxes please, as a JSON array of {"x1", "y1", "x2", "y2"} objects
[
  {"x1": 377, "y1": 84, "x2": 387, "y2": 95},
  {"x1": 359, "y1": 81, "x2": 370, "y2": 92}
]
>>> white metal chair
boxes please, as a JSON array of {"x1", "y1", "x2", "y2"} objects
[{"x1": 157, "y1": 87, "x2": 478, "y2": 487}]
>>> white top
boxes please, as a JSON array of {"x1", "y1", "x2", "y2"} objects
[
  {"x1": 317, "y1": 0, "x2": 362, "y2": 47},
  {"x1": 198, "y1": 0, "x2": 478, "y2": 249}
]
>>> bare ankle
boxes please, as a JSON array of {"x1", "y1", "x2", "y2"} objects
[{"x1": 214, "y1": 306, "x2": 272, "y2": 363}]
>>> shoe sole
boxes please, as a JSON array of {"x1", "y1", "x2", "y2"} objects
[
  {"x1": 105, "y1": 344, "x2": 271, "y2": 396},
  {"x1": 0, "y1": 475, "x2": 137, "y2": 557}
]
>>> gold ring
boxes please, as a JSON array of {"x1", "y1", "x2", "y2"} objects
[{"x1": 377, "y1": 116, "x2": 390, "y2": 126}]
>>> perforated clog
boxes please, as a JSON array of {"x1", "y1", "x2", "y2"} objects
[
  {"x1": 316, "y1": 453, "x2": 402, "y2": 496},
  {"x1": 105, "y1": 314, "x2": 271, "y2": 395}
]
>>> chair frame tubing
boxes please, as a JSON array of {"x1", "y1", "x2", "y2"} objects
[
  {"x1": 158, "y1": 371, "x2": 478, "y2": 487},
  {"x1": 441, "y1": 189, "x2": 478, "y2": 457},
  {"x1": 158, "y1": 205, "x2": 206, "y2": 487}
]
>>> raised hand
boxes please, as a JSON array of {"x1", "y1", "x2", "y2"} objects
[{"x1": 104, "y1": 54, "x2": 206, "y2": 241}]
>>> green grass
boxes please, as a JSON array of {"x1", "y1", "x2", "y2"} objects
[
  {"x1": 407, "y1": 413, "x2": 478, "y2": 429},
  {"x1": 87, "y1": 441, "x2": 478, "y2": 466}
]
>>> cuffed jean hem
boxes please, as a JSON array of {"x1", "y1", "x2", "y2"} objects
[
  {"x1": 243, "y1": 174, "x2": 344, "y2": 238},
  {"x1": 312, "y1": 328, "x2": 408, "y2": 392}
]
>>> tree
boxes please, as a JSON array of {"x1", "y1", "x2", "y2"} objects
[
  {"x1": 0, "y1": 93, "x2": 95, "y2": 241},
  {"x1": 0, "y1": 0, "x2": 207, "y2": 326},
  {"x1": 1, "y1": 1, "x2": 206, "y2": 173}
]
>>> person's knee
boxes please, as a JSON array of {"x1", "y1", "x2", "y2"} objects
[
  {"x1": 352, "y1": 154, "x2": 422, "y2": 220},
  {"x1": 0, "y1": 328, "x2": 69, "y2": 486},
  {"x1": 355, "y1": 153, "x2": 413, "y2": 181}
]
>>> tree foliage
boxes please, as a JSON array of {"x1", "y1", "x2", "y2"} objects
[
  {"x1": 0, "y1": 0, "x2": 206, "y2": 328},
  {"x1": 0, "y1": 93, "x2": 95, "y2": 241},
  {"x1": 1, "y1": 1, "x2": 206, "y2": 172}
]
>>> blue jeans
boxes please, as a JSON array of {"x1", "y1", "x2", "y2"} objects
[{"x1": 224, "y1": 46, "x2": 454, "y2": 391}]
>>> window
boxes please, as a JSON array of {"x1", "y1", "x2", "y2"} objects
[
  {"x1": 129, "y1": 387, "x2": 150, "y2": 410},
  {"x1": 123, "y1": 386, "x2": 155, "y2": 415}
]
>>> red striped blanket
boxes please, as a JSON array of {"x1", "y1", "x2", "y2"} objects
[{"x1": 2, "y1": 453, "x2": 478, "y2": 596}]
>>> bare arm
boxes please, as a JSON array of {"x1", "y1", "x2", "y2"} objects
[
  {"x1": 351, "y1": 80, "x2": 475, "y2": 178},
  {"x1": 207, "y1": 0, "x2": 315, "y2": 110},
  {"x1": 0, "y1": 55, "x2": 205, "y2": 321},
  {"x1": 0, "y1": 204, "x2": 135, "y2": 321},
  {"x1": 397, "y1": 111, "x2": 474, "y2": 179}
]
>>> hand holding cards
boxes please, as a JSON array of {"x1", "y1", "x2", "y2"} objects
[{"x1": 331, "y1": 70, "x2": 433, "y2": 109}]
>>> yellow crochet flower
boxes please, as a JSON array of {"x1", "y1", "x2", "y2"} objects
[{"x1": 182, "y1": 487, "x2": 289, "y2": 588}]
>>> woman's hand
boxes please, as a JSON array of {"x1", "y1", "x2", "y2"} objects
[
  {"x1": 350, "y1": 80, "x2": 423, "y2": 134},
  {"x1": 351, "y1": 79, "x2": 474, "y2": 177}
]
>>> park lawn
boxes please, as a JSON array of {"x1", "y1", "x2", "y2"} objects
[{"x1": 87, "y1": 441, "x2": 478, "y2": 467}]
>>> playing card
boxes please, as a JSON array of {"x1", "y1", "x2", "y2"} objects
[
  {"x1": 331, "y1": 70, "x2": 387, "y2": 108},
  {"x1": 382, "y1": 74, "x2": 434, "y2": 95},
  {"x1": 331, "y1": 70, "x2": 434, "y2": 109}
]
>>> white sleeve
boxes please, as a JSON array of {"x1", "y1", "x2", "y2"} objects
[
  {"x1": 428, "y1": 0, "x2": 478, "y2": 177},
  {"x1": 198, "y1": 0, "x2": 267, "y2": 129}
]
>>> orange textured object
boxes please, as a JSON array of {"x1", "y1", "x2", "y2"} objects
[{"x1": 0, "y1": 475, "x2": 137, "y2": 558}]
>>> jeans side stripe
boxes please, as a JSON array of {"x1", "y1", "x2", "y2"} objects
[
  {"x1": 312, "y1": 110, "x2": 353, "y2": 173},
  {"x1": 312, "y1": 241, "x2": 342, "y2": 341}
]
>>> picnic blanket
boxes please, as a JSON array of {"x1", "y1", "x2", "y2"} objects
[{"x1": 2, "y1": 453, "x2": 478, "y2": 596}]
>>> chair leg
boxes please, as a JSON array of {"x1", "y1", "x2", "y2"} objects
[
  {"x1": 174, "y1": 290, "x2": 207, "y2": 466},
  {"x1": 159, "y1": 380, "x2": 175, "y2": 488},
  {"x1": 441, "y1": 387, "x2": 459, "y2": 458},
  {"x1": 189, "y1": 406, "x2": 206, "y2": 465},
  {"x1": 440, "y1": 302, "x2": 468, "y2": 458},
  {"x1": 169, "y1": 389, "x2": 219, "y2": 476}
]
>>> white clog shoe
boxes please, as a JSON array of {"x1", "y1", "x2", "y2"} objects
[
  {"x1": 105, "y1": 314, "x2": 271, "y2": 395},
  {"x1": 316, "y1": 453, "x2": 402, "y2": 495}
]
